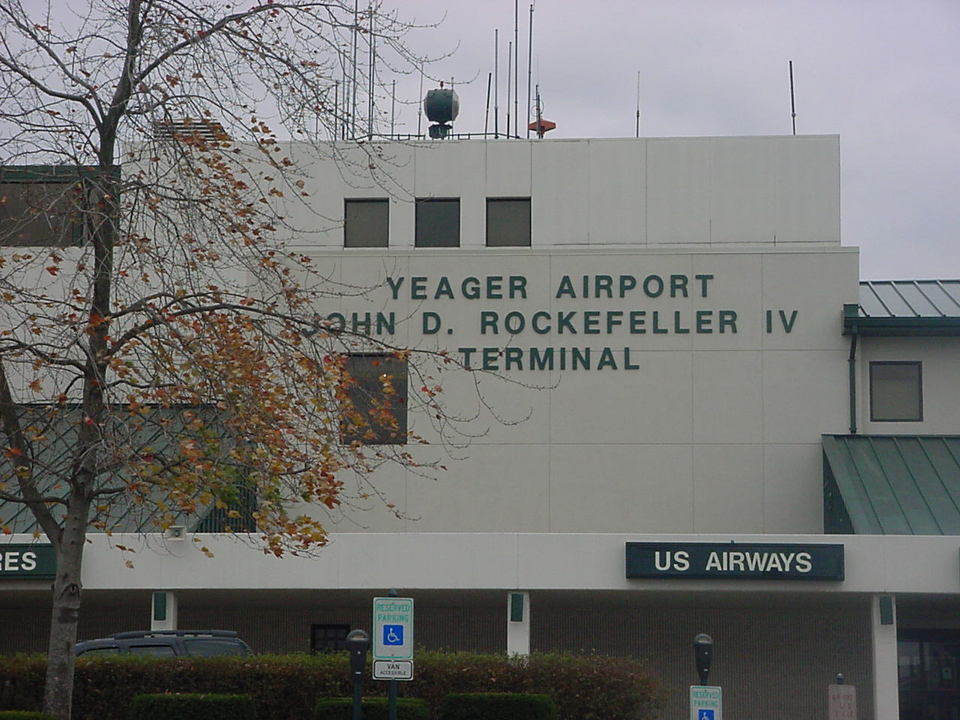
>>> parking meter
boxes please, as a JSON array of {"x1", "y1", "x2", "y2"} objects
[
  {"x1": 693, "y1": 633, "x2": 713, "y2": 686},
  {"x1": 345, "y1": 629, "x2": 370, "y2": 679},
  {"x1": 345, "y1": 629, "x2": 370, "y2": 720}
]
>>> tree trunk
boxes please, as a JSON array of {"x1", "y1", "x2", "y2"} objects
[{"x1": 42, "y1": 496, "x2": 89, "y2": 720}]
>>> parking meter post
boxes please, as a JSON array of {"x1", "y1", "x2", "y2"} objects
[{"x1": 345, "y1": 629, "x2": 370, "y2": 720}]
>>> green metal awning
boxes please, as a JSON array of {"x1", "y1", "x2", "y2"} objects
[{"x1": 823, "y1": 435, "x2": 960, "y2": 535}]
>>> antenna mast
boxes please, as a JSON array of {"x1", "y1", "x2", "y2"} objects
[
  {"x1": 514, "y1": 0, "x2": 519, "y2": 138},
  {"x1": 350, "y1": 0, "x2": 358, "y2": 138},
  {"x1": 367, "y1": 2, "x2": 375, "y2": 139},
  {"x1": 494, "y1": 29, "x2": 500, "y2": 138},
  {"x1": 507, "y1": 41, "x2": 512, "y2": 138},
  {"x1": 635, "y1": 71, "x2": 641, "y2": 138},
  {"x1": 526, "y1": 3, "x2": 534, "y2": 138},
  {"x1": 789, "y1": 60, "x2": 797, "y2": 136}
]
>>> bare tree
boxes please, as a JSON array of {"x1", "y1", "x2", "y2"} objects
[{"x1": 0, "y1": 2, "x2": 463, "y2": 718}]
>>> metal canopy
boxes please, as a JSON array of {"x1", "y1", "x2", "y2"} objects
[
  {"x1": 823, "y1": 435, "x2": 960, "y2": 535},
  {"x1": 844, "y1": 280, "x2": 960, "y2": 336}
]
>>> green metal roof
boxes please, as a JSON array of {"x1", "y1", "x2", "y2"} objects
[
  {"x1": 844, "y1": 280, "x2": 960, "y2": 336},
  {"x1": 823, "y1": 435, "x2": 960, "y2": 535},
  {"x1": 0, "y1": 405, "x2": 247, "y2": 535}
]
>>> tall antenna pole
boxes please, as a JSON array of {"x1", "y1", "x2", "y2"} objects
[
  {"x1": 635, "y1": 71, "x2": 641, "y2": 138},
  {"x1": 526, "y1": 4, "x2": 534, "y2": 139},
  {"x1": 789, "y1": 60, "x2": 797, "y2": 136},
  {"x1": 494, "y1": 29, "x2": 500, "y2": 139},
  {"x1": 514, "y1": 0, "x2": 519, "y2": 138},
  {"x1": 417, "y1": 63, "x2": 424, "y2": 138},
  {"x1": 367, "y1": 2, "x2": 375, "y2": 139},
  {"x1": 507, "y1": 41, "x2": 512, "y2": 139},
  {"x1": 350, "y1": 0, "x2": 358, "y2": 138},
  {"x1": 484, "y1": 72, "x2": 492, "y2": 136}
]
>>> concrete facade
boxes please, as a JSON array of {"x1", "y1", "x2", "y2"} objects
[{"x1": 4, "y1": 136, "x2": 960, "y2": 720}]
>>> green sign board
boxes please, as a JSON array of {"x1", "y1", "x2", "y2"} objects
[
  {"x1": 373, "y1": 596, "x2": 414, "y2": 661},
  {"x1": 690, "y1": 686, "x2": 722, "y2": 720},
  {"x1": 0, "y1": 544, "x2": 56, "y2": 579},
  {"x1": 626, "y1": 542, "x2": 845, "y2": 581}
]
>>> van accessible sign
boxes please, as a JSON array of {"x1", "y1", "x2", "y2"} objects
[
  {"x1": 626, "y1": 542, "x2": 844, "y2": 581},
  {"x1": 0, "y1": 544, "x2": 56, "y2": 579}
]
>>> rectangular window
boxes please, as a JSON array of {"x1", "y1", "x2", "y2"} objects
[
  {"x1": 311, "y1": 624, "x2": 351, "y2": 654},
  {"x1": 341, "y1": 353, "x2": 408, "y2": 444},
  {"x1": 486, "y1": 197, "x2": 531, "y2": 247},
  {"x1": 415, "y1": 198, "x2": 460, "y2": 247},
  {"x1": 0, "y1": 168, "x2": 84, "y2": 247},
  {"x1": 870, "y1": 361, "x2": 922, "y2": 422},
  {"x1": 344, "y1": 198, "x2": 389, "y2": 248}
]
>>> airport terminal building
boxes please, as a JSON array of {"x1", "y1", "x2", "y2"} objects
[{"x1": 4, "y1": 135, "x2": 960, "y2": 720}]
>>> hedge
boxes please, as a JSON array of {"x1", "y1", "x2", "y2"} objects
[
  {"x1": 0, "y1": 652, "x2": 662, "y2": 720},
  {"x1": 315, "y1": 697, "x2": 430, "y2": 720},
  {"x1": 127, "y1": 693, "x2": 256, "y2": 720},
  {"x1": 0, "y1": 712, "x2": 56, "y2": 720},
  {"x1": 439, "y1": 693, "x2": 556, "y2": 720}
]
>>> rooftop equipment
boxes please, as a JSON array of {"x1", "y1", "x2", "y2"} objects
[{"x1": 424, "y1": 83, "x2": 459, "y2": 139}]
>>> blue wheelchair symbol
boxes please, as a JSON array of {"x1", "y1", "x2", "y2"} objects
[
  {"x1": 698, "y1": 710, "x2": 714, "y2": 720},
  {"x1": 383, "y1": 625, "x2": 404, "y2": 646}
]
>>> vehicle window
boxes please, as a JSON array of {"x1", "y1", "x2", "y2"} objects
[
  {"x1": 77, "y1": 646, "x2": 121, "y2": 657},
  {"x1": 128, "y1": 644, "x2": 176, "y2": 657},
  {"x1": 183, "y1": 638, "x2": 249, "y2": 656}
]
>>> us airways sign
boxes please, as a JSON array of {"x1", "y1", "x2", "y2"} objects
[{"x1": 626, "y1": 542, "x2": 844, "y2": 581}]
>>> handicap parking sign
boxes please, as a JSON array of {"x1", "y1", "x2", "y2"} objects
[
  {"x1": 699, "y1": 711, "x2": 714, "y2": 720},
  {"x1": 383, "y1": 625, "x2": 404, "y2": 646}
]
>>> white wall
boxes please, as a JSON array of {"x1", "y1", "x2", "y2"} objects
[{"x1": 858, "y1": 336, "x2": 960, "y2": 434}]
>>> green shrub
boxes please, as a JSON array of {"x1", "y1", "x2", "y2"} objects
[
  {"x1": 0, "y1": 652, "x2": 662, "y2": 720},
  {"x1": 439, "y1": 693, "x2": 556, "y2": 720},
  {"x1": 0, "y1": 712, "x2": 56, "y2": 720},
  {"x1": 127, "y1": 693, "x2": 256, "y2": 720},
  {"x1": 314, "y1": 696, "x2": 429, "y2": 720}
]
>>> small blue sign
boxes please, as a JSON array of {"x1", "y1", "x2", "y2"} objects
[
  {"x1": 383, "y1": 625, "x2": 404, "y2": 646},
  {"x1": 698, "y1": 711, "x2": 714, "y2": 720}
]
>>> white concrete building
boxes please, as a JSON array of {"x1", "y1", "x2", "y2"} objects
[{"x1": 4, "y1": 135, "x2": 960, "y2": 720}]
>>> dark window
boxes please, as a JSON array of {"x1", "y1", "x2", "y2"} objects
[
  {"x1": 76, "y1": 646, "x2": 121, "y2": 657},
  {"x1": 340, "y1": 353, "x2": 408, "y2": 445},
  {"x1": 899, "y1": 629, "x2": 960, "y2": 720},
  {"x1": 183, "y1": 638, "x2": 250, "y2": 656},
  {"x1": 128, "y1": 644, "x2": 177, "y2": 657},
  {"x1": 344, "y1": 198, "x2": 389, "y2": 248},
  {"x1": 311, "y1": 624, "x2": 351, "y2": 653},
  {"x1": 486, "y1": 198, "x2": 531, "y2": 247},
  {"x1": 193, "y1": 478, "x2": 258, "y2": 533},
  {"x1": 870, "y1": 361, "x2": 922, "y2": 422},
  {"x1": 415, "y1": 198, "x2": 460, "y2": 247},
  {"x1": 0, "y1": 172, "x2": 82, "y2": 247}
]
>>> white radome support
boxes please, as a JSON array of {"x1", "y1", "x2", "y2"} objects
[
  {"x1": 871, "y1": 594, "x2": 899, "y2": 720},
  {"x1": 506, "y1": 591, "x2": 530, "y2": 656},
  {"x1": 150, "y1": 590, "x2": 178, "y2": 631}
]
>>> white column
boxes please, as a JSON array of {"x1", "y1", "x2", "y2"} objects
[
  {"x1": 506, "y1": 591, "x2": 530, "y2": 656},
  {"x1": 150, "y1": 591, "x2": 178, "y2": 631},
  {"x1": 871, "y1": 594, "x2": 899, "y2": 720}
]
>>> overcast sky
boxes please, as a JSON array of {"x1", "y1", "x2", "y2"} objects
[{"x1": 386, "y1": 0, "x2": 960, "y2": 281}]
